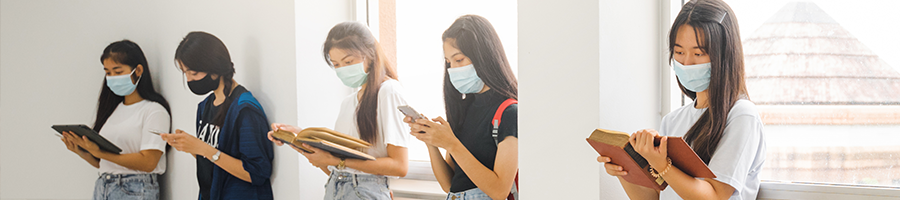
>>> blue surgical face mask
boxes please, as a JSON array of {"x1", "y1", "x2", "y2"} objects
[
  {"x1": 106, "y1": 68, "x2": 141, "y2": 96},
  {"x1": 447, "y1": 64, "x2": 485, "y2": 94},
  {"x1": 334, "y1": 62, "x2": 368, "y2": 88},
  {"x1": 672, "y1": 59, "x2": 711, "y2": 92}
]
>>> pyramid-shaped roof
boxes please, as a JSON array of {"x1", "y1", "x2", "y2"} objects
[{"x1": 743, "y1": 2, "x2": 900, "y2": 105}]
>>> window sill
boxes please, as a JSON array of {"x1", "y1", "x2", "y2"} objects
[
  {"x1": 391, "y1": 179, "x2": 447, "y2": 200},
  {"x1": 759, "y1": 180, "x2": 900, "y2": 200}
]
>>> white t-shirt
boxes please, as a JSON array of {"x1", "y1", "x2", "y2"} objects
[
  {"x1": 98, "y1": 100, "x2": 170, "y2": 174},
  {"x1": 328, "y1": 79, "x2": 411, "y2": 175},
  {"x1": 658, "y1": 100, "x2": 766, "y2": 200}
]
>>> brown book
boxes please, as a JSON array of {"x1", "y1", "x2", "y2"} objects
[
  {"x1": 272, "y1": 127, "x2": 376, "y2": 160},
  {"x1": 586, "y1": 128, "x2": 715, "y2": 190}
]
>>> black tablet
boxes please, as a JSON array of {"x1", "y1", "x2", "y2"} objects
[{"x1": 52, "y1": 124, "x2": 122, "y2": 154}]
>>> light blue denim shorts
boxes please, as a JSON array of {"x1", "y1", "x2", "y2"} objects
[
  {"x1": 324, "y1": 170, "x2": 391, "y2": 200},
  {"x1": 446, "y1": 187, "x2": 492, "y2": 200},
  {"x1": 93, "y1": 173, "x2": 159, "y2": 200}
]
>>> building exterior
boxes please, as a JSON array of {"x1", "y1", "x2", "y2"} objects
[{"x1": 743, "y1": 2, "x2": 900, "y2": 186}]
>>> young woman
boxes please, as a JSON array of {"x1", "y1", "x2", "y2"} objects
[
  {"x1": 61, "y1": 40, "x2": 171, "y2": 200},
  {"x1": 160, "y1": 31, "x2": 274, "y2": 200},
  {"x1": 267, "y1": 21, "x2": 409, "y2": 200},
  {"x1": 597, "y1": 0, "x2": 766, "y2": 199},
  {"x1": 403, "y1": 15, "x2": 518, "y2": 200}
]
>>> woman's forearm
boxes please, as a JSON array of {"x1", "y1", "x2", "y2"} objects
[
  {"x1": 318, "y1": 166, "x2": 331, "y2": 175},
  {"x1": 214, "y1": 153, "x2": 253, "y2": 183},
  {"x1": 617, "y1": 176, "x2": 660, "y2": 200},
  {"x1": 78, "y1": 151, "x2": 101, "y2": 168},
  {"x1": 445, "y1": 138, "x2": 517, "y2": 200},
  {"x1": 428, "y1": 145, "x2": 454, "y2": 193},
  {"x1": 203, "y1": 150, "x2": 253, "y2": 183},
  {"x1": 92, "y1": 150, "x2": 162, "y2": 172},
  {"x1": 344, "y1": 154, "x2": 408, "y2": 177},
  {"x1": 660, "y1": 165, "x2": 732, "y2": 200}
]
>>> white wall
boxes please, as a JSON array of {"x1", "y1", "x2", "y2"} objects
[
  {"x1": 518, "y1": 0, "x2": 663, "y2": 199},
  {"x1": 0, "y1": 1, "x2": 298, "y2": 199}
]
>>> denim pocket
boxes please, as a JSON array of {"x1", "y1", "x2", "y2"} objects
[
  {"x1": 119, "y1": 180, "x2": 145, "y2": 196},
  {"x1": 353, "y1": 179, "x2": 390, "y2": 200}
]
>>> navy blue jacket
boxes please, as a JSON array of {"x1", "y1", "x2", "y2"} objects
[{"x1": 196, "y1": 91, "x2": 273, "y2": 200}]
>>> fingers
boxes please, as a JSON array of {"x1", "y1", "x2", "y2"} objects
[
  {"x1": 604, "y1": 163, "x2": 628, "y2": 176},
  {"x1": 433, "y1": 116, "x2": 449, "y2": 125},
  {"x1": 267, "y1": 131, "x2": 284, "y2": 146},
  {"x1": 272, "y1": 123, "x2": 300, "y2": 133},
  {"x1": 628, "y1": 132, "x2": 638, "y2": 146},
  {"x1": 410, "y1": 131, "x2": 427, "y2": 142},
  {"x1": 639, "y1": 131, "x2": 650, "y2": 148},
  {"x1": 403, "y1": 116, "x2": 412, "y2": 123},
  {"x1": 597, "y1": 156, "x2": 611, "y2": 163},
  {"x1": 409, "y1": 122, "x2": 431, "y2": 132},
  {"x1": 658, "y1": 136, "x2": 668, "y2": 153},
  {"x1": 644, "y1": 129, "x2": 659, "y2": 136},
  {"x1": 271, "y1": 123, "x2": 284, "y2": 131},
  {"x1": 630, "y1": 131, "x2": 653, "y2": 154},
  {"x1": 413, "y1": 118, "x2": 430, "y2": 126}
]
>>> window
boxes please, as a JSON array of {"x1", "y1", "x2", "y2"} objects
[{"x1": 668, "y1": 0, "x2": 900, "y2": 188}]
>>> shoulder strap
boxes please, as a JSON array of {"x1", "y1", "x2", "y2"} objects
[
  {"x1": 492, "y1": 98, "x2": 517, "y2": 145},
  {"x1": 491, "y1": 98, "x2": 519, "y2": 200}
]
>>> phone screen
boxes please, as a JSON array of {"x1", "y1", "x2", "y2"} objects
[{"x1": 397, "y1": 105, "x2": 423, "y2": 120}]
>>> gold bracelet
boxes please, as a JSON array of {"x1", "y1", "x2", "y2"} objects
[
  {"x1": 336, "y1": 158, "x2": 346, "y2": 170},
  {"x1": 658, "y1": 158, "x2": 673, "y2": 176},
  {"x1": 650, "y1": 158, "x2": 673, "y2": 178}
]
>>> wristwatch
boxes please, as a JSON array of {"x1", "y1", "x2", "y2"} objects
[{"x1": 209, "y1": 151, "x2": 221, "y2": 162}]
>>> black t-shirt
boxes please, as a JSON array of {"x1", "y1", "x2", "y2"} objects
[
  {"x1": 196, "y1": 86, "x2": 246, "y2": 200},
  {"x1": 449, "y1": 89, "x2": 518, "y2": 193}
]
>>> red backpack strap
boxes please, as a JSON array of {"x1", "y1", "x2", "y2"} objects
[
  {"x1": 491, "y1": 99, "x2": 518, "y2": 145},
  {"x1": 491, "y1": 98, "x2": 519, "y2": 200}
]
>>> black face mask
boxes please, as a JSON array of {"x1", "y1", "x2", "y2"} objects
[{"x1": 188, "y1": 74, "x2": 219, "y2": 95}]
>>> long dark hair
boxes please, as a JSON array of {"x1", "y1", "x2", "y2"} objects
[
  {"x1": 175, "y1": 31, "x2": 236, "y2": 126},
  {"x1": 669, "y1": 0, "x2": 748, "y2": 164},
  {"x1": 322, "y1": 22, "x2": 398, "y2": 143},
  {"x1": 441, "y1": 15, "x2": 518, "y2": 130},
  {"x1": 94, "y1": 40, "x2": 172, "y2": 132}
]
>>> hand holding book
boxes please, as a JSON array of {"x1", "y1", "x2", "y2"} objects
[
  {"x1": 267, "y1": 123, "x2": 302, "y2": 147},
  {"x1": 299, "y1": 142, "x2": 340, "y2": 168},
  {"x1": 588, "y1": 128, "x2": 714, "y2": 190},
  {"x1": 268, "y1": 125, "x2": 376, "y2": 161},
  {"x1": 60, "y1": 131, "x2": 94, "y2": 155},
  {"x1": 62, "y1": 131, "x2": 102, "y2": 155},
  {"x1": 629, "y1": 129, "x2": 670, "y2": 173}
]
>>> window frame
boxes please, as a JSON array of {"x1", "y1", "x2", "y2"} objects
[
  {"x1": 361, "y1": 0, "x2": 438, "y2": 181},
  {"x1": 663, "y1": 0, "x2": 900, "y2": 196}
]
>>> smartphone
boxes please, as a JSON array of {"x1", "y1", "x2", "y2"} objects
[
  {"x1": 149, "y1": 130, "x2": 165, "y2": 135},
  {"x1": 398, "y1": 105, "x2": 428, "y2": 133},
  {"x1": 397, "y1": 105, "x2": 423, "y2": 120}
]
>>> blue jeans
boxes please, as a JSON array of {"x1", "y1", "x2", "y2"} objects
[
  {"x1": 93, "y1": 173, "x2": 159, "y2": 200},
  {"x1": 447, "y1": 188, "x2": 492, "y2": 200},
  {"x1": 324, "y1": 171, "x2": 391, "y2": 200}
]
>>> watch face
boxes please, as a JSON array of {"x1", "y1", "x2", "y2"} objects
[{"x1": 211, "y1": 151, "x2": 220, "y2": 161}]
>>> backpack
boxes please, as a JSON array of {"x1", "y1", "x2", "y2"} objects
[{"x1": 491, "y1": 98, "x2": 518, "y2": 200}]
